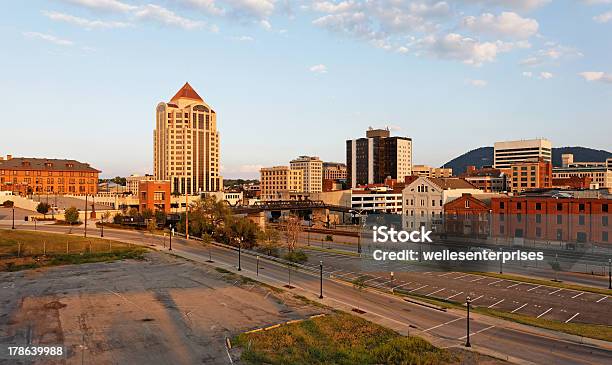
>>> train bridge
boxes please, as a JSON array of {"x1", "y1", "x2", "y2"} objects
[{"x1": 230, "y1": 200, "x2": 353, "y2": 228}]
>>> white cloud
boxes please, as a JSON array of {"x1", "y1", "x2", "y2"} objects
[
  {"x1": 134, "y1": 4, "x2": 214, "y2": 31},
  {"x1": 579, "y1": 71, "x2": 612, "y2": 83},
  {"x1": 594, "y1": 11, "x2": 612, "y2": 23},
  {"x1": 60, "y1": 0, "x2": 136, "y2": 13},
  {"x1": 42, "y1": 10, "x2": 131, "y2": 29},
  {"x1": 582, "y1": 0, "x2": 612, "y2": 4},
  {"x1": 417, "y1": 33, "x2": 522, "y2": 66},
  {"x1": 539, "y1": 71, "x2": 553, "y2": 79},
  {"x1": 309, "y1": 64, "x2": 328, "y2": 73},
  {"x1": 467, "y1": 79, "x2": 488, "y2": 87},
  {"x1": 522, "y1": 71, "x2": 533, "y2": 77},
  {"x1": 520, "y1": 43, "x2": 582, "y2": 67},
  {"x1": 311, "y1": 1, "x2": 356, "y2": 13},
  {"x1": 180, "y1": 0, "x2": 226, "y2": 16},
  {"x1": 230, "y1": 35, "x2": 255, "y2": 41},
  {"x1": 226, "y1": 0, "x2": 276, "y2": 19},
  {"x1": 463, "y1": 12, "x2": 539, "y2": 39},
  {"x1": 396, "y1": 46, "x2": 409, "y2": 53},
  {"x1": 259, "y1": 19, "x2": 272, "y2": 29},
  {"x1": 23, "y1": 31, "x2": 74, "y2": 46},
  {"x1": 459, "y1": 0, "x2": 551, "y2": 11}
]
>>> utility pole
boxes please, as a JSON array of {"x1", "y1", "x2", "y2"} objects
[
  {"x1": 84, "y1": 194, "x2": 88, "y2": 238},
  {"x1": 319, "y1": 261, "x2": 324, "y2": 299},
  {"x1": 185, "y1": 193, "x2": 189, "y2": 240},
  {"x1": 465, "y1": 296, "x2": 472, "y2": 347}
]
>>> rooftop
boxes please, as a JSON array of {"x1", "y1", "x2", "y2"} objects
[
  {"x1": 170, "y1": 82, "x2": 203, "y2": 103},
  {"x1": 0, "y1": 157, "x2": 100, "y2": 173}
]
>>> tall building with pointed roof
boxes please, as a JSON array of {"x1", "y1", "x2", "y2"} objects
[{"x1": 154, "y1": 83, "x2": 222, "y2": 194}]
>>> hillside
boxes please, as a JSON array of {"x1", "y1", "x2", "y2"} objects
[{"x1": 444, "y1": 146, "x2": 611, "y2": 175}]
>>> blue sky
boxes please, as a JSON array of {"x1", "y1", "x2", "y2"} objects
[{"x1": 1, "y1": 0, "x2": 611, "y2": 179}]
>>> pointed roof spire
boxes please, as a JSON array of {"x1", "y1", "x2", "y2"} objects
[{"x1": 170, "y1": 82, "x2": 203, "y2": 102}]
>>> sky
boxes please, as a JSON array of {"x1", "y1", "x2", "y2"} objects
[{"x1": 1, "y1": 0, "x2": 611, "y2": 179}]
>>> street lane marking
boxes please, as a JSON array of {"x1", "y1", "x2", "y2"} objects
[
  {"x1": 571, "y1": 292, "x2": 584, "y2": 299},
  {"x1": 470, "y1": 277, "x2": 486, "y2": 283},
  {"x1": 409, "y1": 285, "x2": 429, "y2": 293},
  {"x1": 488, "y1": 299, "x2": 504, "y2": 308},
  {"x1": 511, "y1": 303, "x2": 528, "y2": 313},
  {"x1": 426, "y1": 288, "x2": 446, "y2": 296},
  {"x1": 423, "y1": 317, "x2": 462, "y2": 332},
  {"x1": 446, "y1": 292, "x2": 463, "y2": 300},
  {"x1": 487, "y1": 280, "x2": 503, "y2": 286},
  {"x1": 364, "y1": 276, "x2": 383, "y2": 284},
  {"x1": 537, "y1": 308, "x2": 552, "y2": 318},
  {"x1": 454, "y1": 274, "x2": 471, "y2": 280},
  {"x1": 526, "y1": 285, "x2": 541, "y2": 292},
  {"x1": 459, "y1": 325, "x2": 495, "y2": 340},
  {"x1": 506, "y1": 283, "x2": 519, "y2": 289},
  {"x1": 565, "y1": 313, "x2": 580, "y2": 323},
  {"x1": 548, "y1": 288, "x2": 563, "y2": 295},
  {"x1": 596, "y1": 296, "x2": 607, "y2": 303},
  {"x1": 437, "y1": 272, "x2": 455, "y2": 277}
]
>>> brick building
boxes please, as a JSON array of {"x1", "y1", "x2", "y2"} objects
[
  {"x1": 443, "y1": 193, "x2": 492, "y2": 238},
  {"x1": 138, "y1": 180, "x2": 171, "y2": 213},
  {"x1": 491, "y1": 196, "x2": 610, "y2": 245},
  {"x1": 507, "y1": 158, "x2": 552, "y2": 194},
  {"x1": 0, "y1": 155, "x2": 100, "y2": 195},
  {"x1": 461, "y1": 165, "x2": 507, "y2": 193}
]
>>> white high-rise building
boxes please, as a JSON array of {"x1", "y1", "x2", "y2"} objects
[
  {"x1": 493, "y1": 139, "x2": 552, "y2": 169},
  {"x1": 154, "y1": 83, "x2": 222, "y2": 194}
]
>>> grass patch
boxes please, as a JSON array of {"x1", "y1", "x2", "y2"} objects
[
  {"x1": 0, "y1": 229, "x2": 146, "y2": 271},
  {"x1": 475, "y1": 307, "x2": 612, "y2": 342},
  {"x1": 303, "y1": 246, "x2": 360, "y2": 257},
  {"x1": 282, "y1": 250, "x2": 308, "y2": 264},
  {"x1": 234, "y1": 312, "x2": 454, "y2": 365},
  {"x1": 471, "y1": 272, "x2": 611, "y2": 296}
]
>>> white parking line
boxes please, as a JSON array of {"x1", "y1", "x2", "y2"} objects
[
  {"x1": 488, "y1": 299, "x2": 505, "y2": 308},
  {"x1": 446, "y1": 291, "x2": 463, "y2": 300},
  {"x1": 548, "y1": 288, "x2": 563, "y2": 295},
  {"x1": 511, "y1": 303, "x2": 528, "y2": 313},
  {"x1": 409, "y1": 284, "x2": 429, "y2": 293},
  {"x1": 392, "y1": 281, "x2": 412, "y2": 290},
  {"x1": 537, "y1": 308, "x2": 552, "y2": 318},
  {"x1": 571, "y1": 292, "x2": 584, "y2": 299},
  {"x1": 363, "y1": 276, "x2": 383, "y2": 284},
  {"x1": 565, "y1": 313, "x2": 580, "y2": 323},
  {"x1": 459, "y1": 325, "x2": 495, "y2": 340},
  {"x1": 471, "y1": 295, "x2": 484, "y2": 302},
  {"x1": 426, "y1": 288, "x2": 446, "y2": 296},
  {"x1": 487, "y1": 280, "x2": 503, "y2": 286},
  {"x1": 596, "y1": 296, "x2": 607, "y2": 303},
  {"x1": 526, "y1": 285, "x2": 542, "y2": 292},
  {"x1": 470, "y1": 277, "x2": 486, "y2": 283},
  {"x1": 507, "y1": 283, "x2": 519, "y2": 289},
  {"x1": 423, "y1": 317, "x2": 462, "y2": 332},
  {"x1": 437, "y1": 272, "x2": 455, "y2": 277},
  {"x1": 454, "y1": 274, "x2": 471, "y2": 280}
]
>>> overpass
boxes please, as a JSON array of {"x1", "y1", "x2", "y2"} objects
[{"x1": 230, "y1": 200, "x2": 353, "y2": 214}]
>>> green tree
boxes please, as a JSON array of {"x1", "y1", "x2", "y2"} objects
[
  {"x1": 3, "y1": 200, "x2": 15, "y2": 208},
  {"x1": 141, "y1": 208, "x2": 154, "y2": 221},
  {"x1": 101, "y1": 211, "x2": 112, "y2": 224},
  {"x1": 36, "y1": 202, "x2": 51, "y2": 219},
  {"x1": 155, "y1": 210, "x2": 167, "y2": 226},
  {"x1": 259, "y1": 228, "x2": 281, "y2": 256},
  {"x1": 64, "y1": 206, "x2": 79, "y2": 233},
  {"x1": 127, "y1": 207, "x2": 139, "y2": 217}
]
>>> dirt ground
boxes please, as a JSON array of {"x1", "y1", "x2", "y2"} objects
[{"x1": 0, "y1": 252, "x2": 326, "y2": 365}]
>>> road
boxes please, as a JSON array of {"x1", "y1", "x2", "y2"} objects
[{"x1": 2, "y1": 222, "x2": 611, "y2": 365}]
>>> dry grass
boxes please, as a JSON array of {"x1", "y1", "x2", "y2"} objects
[
  {"x1": 0, "y1": 229, "x2": 146, "y2": 271},
  {"x1": 234, "y1": 312, "x2": 454, "y2": 365}
]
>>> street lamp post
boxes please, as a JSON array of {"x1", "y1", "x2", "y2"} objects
[
  {"x1": 465, "y1": 296, "x2": 472, "y2": 347},
  {"x1": 169, "y1": 225, "x2": 173, "y2": 251},
  {"x1": 238, "y1": 238, "x2": 242, "y2": 271},
  {"x1": 608, "y1": 258, "x2": 611, "y2": 290},
  {"x1": 84, "y1": 194, "x2": 88, "y2": 238},
  {"x1": 256, "y1": 255, "x2": 259, "y2": 276},
  {"x1": 288, "y1": 263, "x2": 291, "y2": 287},
  {"x1": 319, "y1": 261, "x2": 324, "y2": 299},
  {"x1": 100, "y1": 220, "x2": 104, "y2": 237},
  {"x1": 34, "y1": 218, "x2": 37, "y2": 231}
]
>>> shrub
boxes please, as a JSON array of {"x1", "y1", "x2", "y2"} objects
[
  {"x1": 325, "y1": 235, "x2": 333, "y2": 242},
  {"x1": 2, "y1": 200, "x2": 14, "y2": 208},
  {"x1": 283, "y1": 250, "x2": 308, "y2": 264}
]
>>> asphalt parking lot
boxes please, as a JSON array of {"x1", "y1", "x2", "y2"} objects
[
  {"x1": 0, "y1": 252, "x2": 324, "y2": 365},
  {"x1": 300, "y1": 249, "x2": 611, "y2": 325}
]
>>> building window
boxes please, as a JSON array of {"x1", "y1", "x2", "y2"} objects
[
  {"x1": 579, "y1": 203, "x2": 585, "y2": 212},
  {"x1": 500, "y1": 202, "x2": 505, "y2": 209},
  {"x1": 603, "y1": 204, "x2": 608, "y2": 213},
  {"x1": 603, "y1": 216, "x2": 609, "y2": 227},
  {"x1": 517, "y1": 202, "x2": 522, "y2": 210},
  {"x1": 517, "y1": 213, "x2": 522, "y2": 222},
  {"x1": 535, "y1": 202, "x2": 542, "y2": 210},
  {"x1": 557, "y1": 215, "x2": 562, "y2": 224},
  {"x1": 465, "y1": 200, "x2": 470, "y2": 208},
  {"x1": 536, "y1": 214, "x2": 542, "y2": 224},
  {"x1": 536, "y1": 227, "x2": 541, "y2": 237},
  {"x1": 579, "y1": 215, "x2": 585, "y2": 225},
  {"x1": 500, "y1": 213, "x2": 505, "y2": 222},
  {"x1": 556, "y1": 229, "x2": 563, "y2": 240},
  {"x1": 604, "y1": 232, "x2": 609, "y2": 242},
  {"x1": 557, "y1": 203, "x2": 562, "y2": 211}
]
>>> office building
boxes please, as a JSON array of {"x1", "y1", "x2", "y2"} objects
[
  {"x1": 290, "y1": 156, "x2": 323, "y2": 193},
  {"x1": 461, "y1": 166, "x2": 507, "y2": 193},
  {"x1": 553, "y1": 154, "x2": 612, "y2": 189},
  {"x1": 507, "y1": 158, "x2": 552, "y2": 194},
  {"x1": 154, "y1": 82, "x2": 222, "y2": 195},
  {"x1": 126, "y1": 174, "x2": 154, "y2": 195},
  {"x1": 412, "y1": 165, "x2": 452, "y2": 178},
  {"x1": 323, "y1": 162, "x2": 347, "y2": 180},
  {"x1": 493, "y1": 139, "x2": 552, "y2": 169},
  {"x1": 346, "y1": 128, "x2": 412, "y2": 188},
  {"x1": 259, "y1": 166, "x2": 303, "y2": 201},
  {"x1": 139, "y1": 180, "x2": 171, "y2": 213}
]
